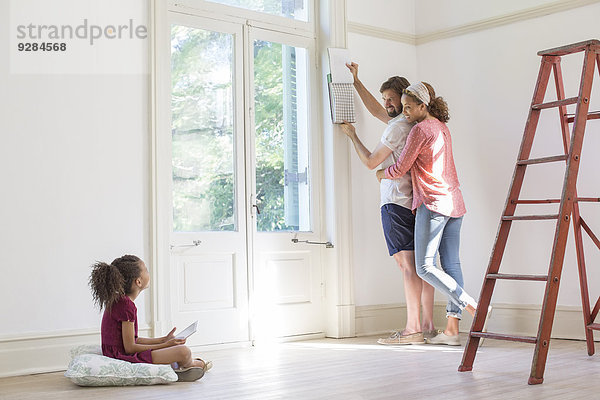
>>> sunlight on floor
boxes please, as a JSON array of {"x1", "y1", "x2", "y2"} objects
[{"x1": 284, "y1": 338, "x2": 467, "y2": 354}]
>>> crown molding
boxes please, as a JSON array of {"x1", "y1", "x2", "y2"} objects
[
  {"x1": 347, "y1": 22, "x2": 416, "y2": 45},
  {"x1": 347, "y1": 0, "x2": 600, "y2": 45}
]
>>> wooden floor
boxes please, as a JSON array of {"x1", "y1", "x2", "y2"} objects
[{"x1": 1, "y1": 334, "x2": 598, "y2": 400}]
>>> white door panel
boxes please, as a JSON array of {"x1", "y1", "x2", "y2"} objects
[
  {"x1": 171, "y1": 247, "x2": 248, "y2": 345},
  {"x1": 253, "y1": 248, "x2": 323, "y2": 337},
  {"x1": 178, "y1": 254, "x2": 235, "y2": 311}
]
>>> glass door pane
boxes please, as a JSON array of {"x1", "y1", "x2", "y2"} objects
[
  {"x1": 253, "y1": 39, "x2": 310, "y2": 232},
  {"x1": 171, "y1": 25, "x2": 236, "y2": 232}
]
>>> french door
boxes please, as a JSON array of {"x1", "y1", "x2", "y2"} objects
[
  {"x1": 247, "y1": 27, "x2": 324, "y2": 340},
  {"x1": 161, "y1": 12, "x2": 324, "y2": 346}
]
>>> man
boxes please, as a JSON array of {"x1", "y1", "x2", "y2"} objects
[{"x1": 341, "y1": 63, "x2": 436, "y2": 344}]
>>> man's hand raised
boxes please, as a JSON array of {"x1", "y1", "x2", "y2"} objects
[{"x1": 345, "y1": 62, "x2": 359, "y2": 83}]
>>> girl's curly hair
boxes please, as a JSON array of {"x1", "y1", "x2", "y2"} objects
[
  {"x1": 89, "y1": 255, "x2": 142, "y2": 310},
  {"x1": 403, "y1": 81, "x2": 450, "y2": 123}
]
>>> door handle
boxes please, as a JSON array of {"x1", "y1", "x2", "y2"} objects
[
  {"x1": 170, "y1": 240, "x2": 202, "y2": 250},
  {"x1": 291, "y1": 238, "x2": 334, "y2": 248},
  {"x1": 251, "y1": 194, "x2": 260, "y2": 215}
]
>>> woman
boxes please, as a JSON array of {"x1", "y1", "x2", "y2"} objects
[{"x1": 376, "y1": 82, "x2": 477, "y2": 345}]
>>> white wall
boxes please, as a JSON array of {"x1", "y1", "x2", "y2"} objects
[
  {"x1": 0, "y1": 0, "x2": 151, "y2": 340},
  {"x1": 348, "y1": 0, "x2": 415, "y2": 33},
  {"x1": 348, "y1": 0, "x2": 600, "y2": 325},
  {"x1": 414, "y1": 0, "x2": 582, "y2": 34}
]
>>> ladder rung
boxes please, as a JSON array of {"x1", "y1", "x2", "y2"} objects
[
  {"x1": 487, "y1": 273, "x2": 548, "y2": 281},
  {"x1": 587, "y1": 323, "x2": 600, "y2": 331},
  {"x1": 567, "y1": 111, "x2": 600, "y2": 123},
  {"x1": 502, "y1": 214, "x2": 559, "y2": 221},
  {"x1": 532, "y1": 97, "x2": 578, "y2": 110},
  {"x1": 471, "y1": 331, "x2": 538, "y2": 344},
  {"x1": 512, "y1": 199, "x2": 560, "y2": 204},
  {"x1": 516, "y1": 155, "x2": 567, "y2": 165},
  {"x1": 512, "y1": 198, "x2": 600, "y2": 204},
  {"x1": 577, "y1": 197, "x2": 600, "y2": 203}
]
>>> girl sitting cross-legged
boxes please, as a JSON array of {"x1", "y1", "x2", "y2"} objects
[{"x1": 89, "y1": 254, "x2": 212, "y2": 382}]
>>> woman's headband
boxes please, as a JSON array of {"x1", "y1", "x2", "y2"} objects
[{"x1": 405, "y1": 82, "x2": 430, "y2": 106}]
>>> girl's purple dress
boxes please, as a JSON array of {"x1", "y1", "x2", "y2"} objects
[{"x1": 101, "y1": 296, "x2": 153, "y2": 363}]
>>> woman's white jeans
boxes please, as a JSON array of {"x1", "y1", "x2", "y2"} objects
[{"x1": 415, "y1": 204, "x2": 476, "y2": 319}]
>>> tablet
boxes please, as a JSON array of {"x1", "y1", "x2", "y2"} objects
[{"x1": 175, "y1": 321, "x2": 198, "y2": 340}]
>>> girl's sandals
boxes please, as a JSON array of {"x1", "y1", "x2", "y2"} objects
[
  {"x1": 196, "y1": 358, "x2": 213, "y2": 372},
  {"x1": 174, "y1": 358, "x2": 213, "y2": 382},
  {"x1": 175, "y1": 366, "x2": 204, "y2": 382}
]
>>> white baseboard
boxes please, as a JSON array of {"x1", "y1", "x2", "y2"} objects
[
  {"x1": 0, "y1": 327, "x2": 150, "y2": 378},
  {"x1": 355, "y1": 302, "x2": 597, "y2": 341},
  {"x1": 355, "y1": 303, "x2": 449, "y2": 336}
]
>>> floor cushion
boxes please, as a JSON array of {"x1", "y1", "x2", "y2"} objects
[{"x1": 64, "y1": 346, "x2": 177, "y2": 386}]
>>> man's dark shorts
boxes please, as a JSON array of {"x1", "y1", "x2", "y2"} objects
[{"x1": 380, "y1": 203, "x2": 415, "y2": 256}]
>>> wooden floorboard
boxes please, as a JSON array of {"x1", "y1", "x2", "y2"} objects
[{"x1": 0, "y1": 334, "x2": 598, "y2": 399}]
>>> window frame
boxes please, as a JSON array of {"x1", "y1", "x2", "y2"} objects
[{"x1": 168, "y1": 0, "x2": 316, "y2": 38}]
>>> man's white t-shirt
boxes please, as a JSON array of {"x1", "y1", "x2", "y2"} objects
[{"x1": 379, "y1": 114, "x2": 413, "y2": 209}]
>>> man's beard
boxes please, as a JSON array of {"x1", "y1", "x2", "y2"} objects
[{"x1": 387, "y1": 107, "x2": 400, "y2": 118}]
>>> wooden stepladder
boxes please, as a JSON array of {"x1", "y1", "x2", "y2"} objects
[{"x1": 458, "y1": 39, "x2": 600, "y2": 385}]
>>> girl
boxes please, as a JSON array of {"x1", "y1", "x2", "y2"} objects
[
  {"x1": 89, "y1": 254, "x2": 212, "y2": 381},
  {"x1": 376, "y1": 82, "x2": 478, "y2": 346}
]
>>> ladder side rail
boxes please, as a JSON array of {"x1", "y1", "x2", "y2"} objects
[
  {"x1": 552, "y1": 60, "x2": 570, "y2": 155},
  {"x1": 529, "y1": 46, "x2": 597, "y2": 385},
  {"x1": 553, "y1": 57, "x2": 596, "y2": 356},
  {"x1": 591, "y1": 297, "x2": 600, "y2": 323},
  {"x1": 580, "y1": 218, "x2": 600, "y2": 249},
  {"x1": 580, "y1": 218, "x2": 600, "y2": 326},
  {"x1": 574, "y1": 209, "x2": 596, "y2": 356},
  {"x1": 459, "y1": 56, "x2": 557, "y2": 373}
]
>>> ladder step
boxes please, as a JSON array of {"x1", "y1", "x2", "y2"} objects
[
  {"x1": 532, "y1": 97, "x2": 578, "y2": 110},
  {"x1": 587, "y1": 323, "x2": 600, "y2": 331},
  {"x1": 567, "y1": 111, "x2": 600, "y2": 123},
  {"x1": 487, "y1": 273, "x2": 548, "y2": 281},
  {"x1": 577, "y1": 197, "x2": 600, "y2": 203},
  {"x1": 512, "y1": 199, "x2": 560, "y2": 204},
  {"x1": 516, "y1": 155, "x2": 568, "y2": 165},
  {"x1": 502, "y1": 214, "x2": 559, "y2": 221},
  {"x1": 471, "y1": 331, "x2": 538, "y2": 344},
  {"x1": 512, "y1": 198, "x2": 600, "y2": 204}
]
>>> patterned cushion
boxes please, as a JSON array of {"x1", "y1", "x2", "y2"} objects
[
  {"x1": 64, "y1": 353, "x2": 177, "y2": 386},
  {"x1": 69, "y1": 344, "x2": 103, "y2": 359}
]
